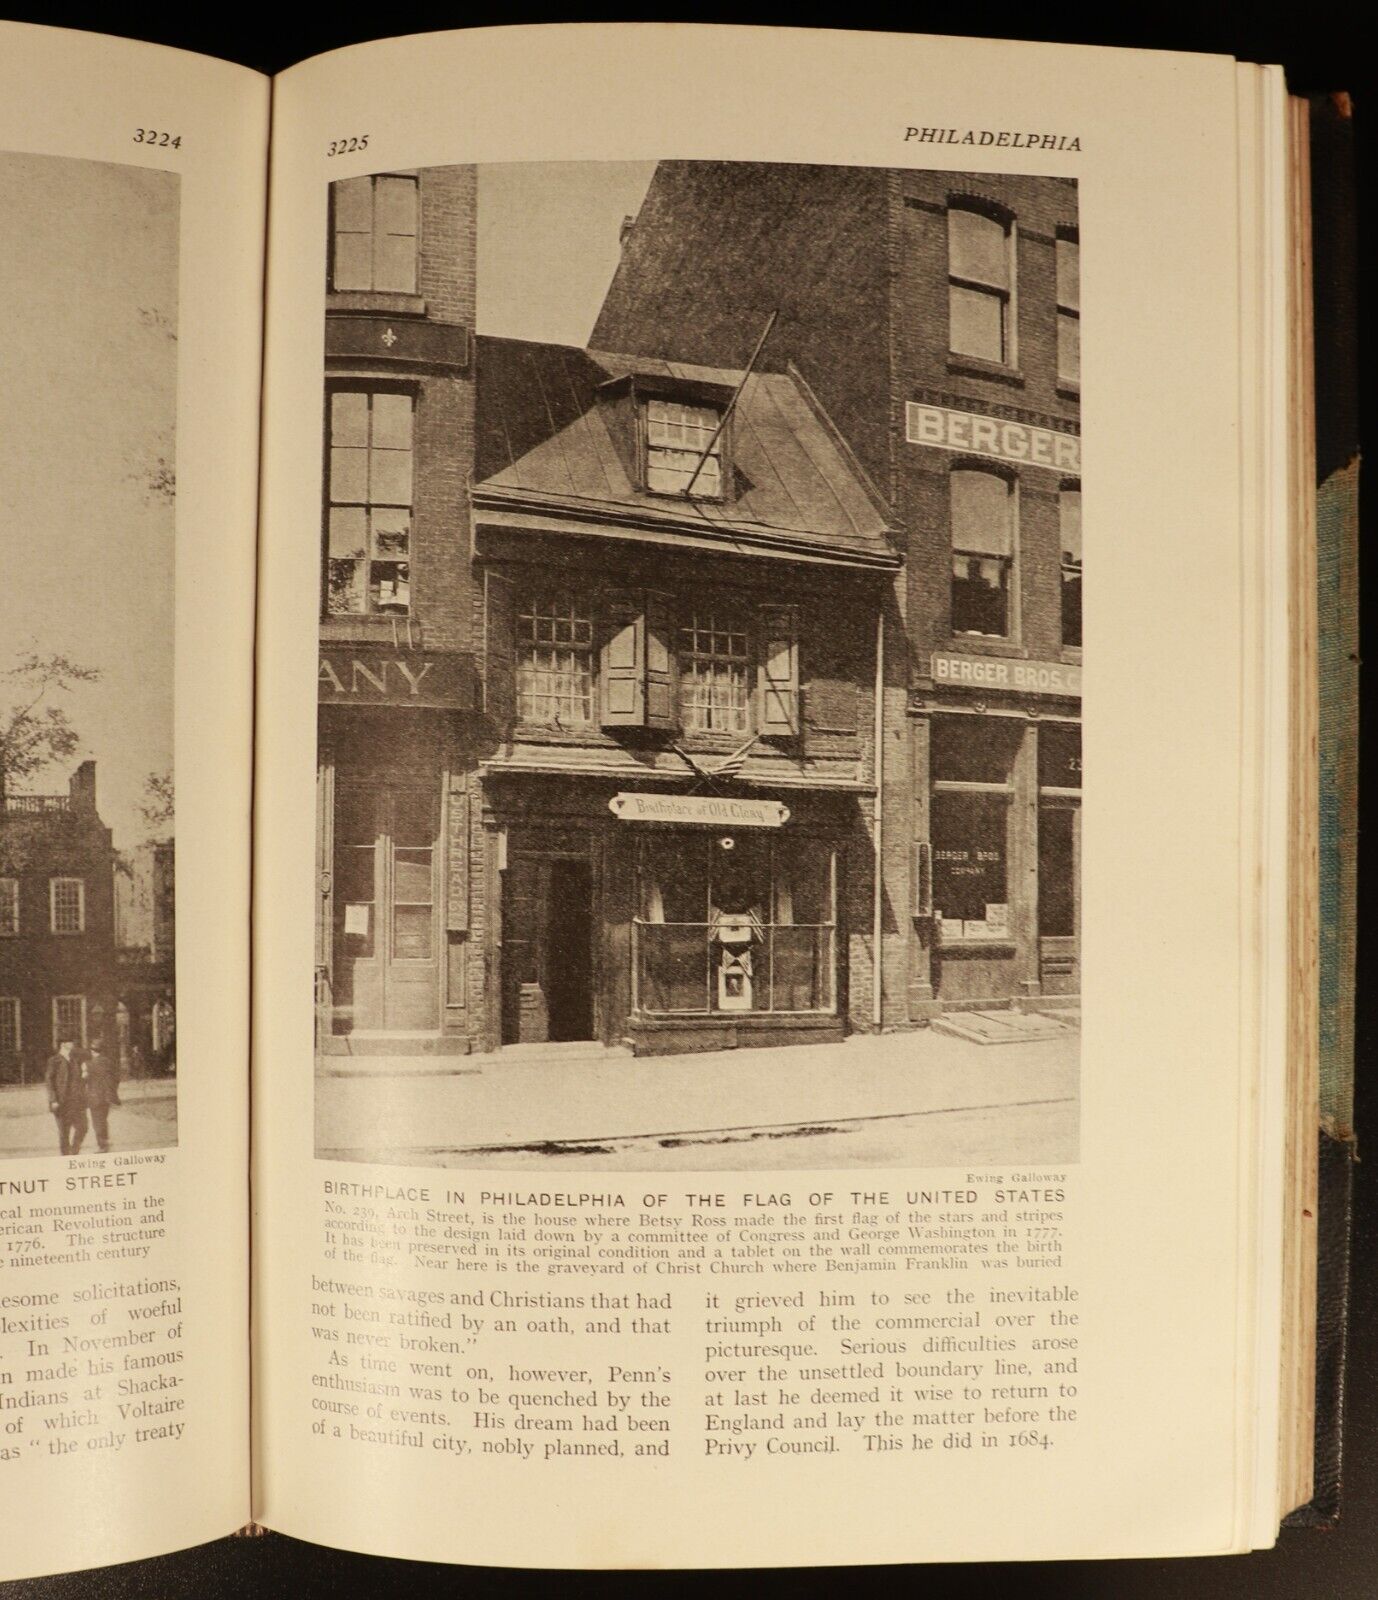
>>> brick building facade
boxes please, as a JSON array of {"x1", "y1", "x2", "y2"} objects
[
  {"x1": 315, "y1": 167, "x2": 906, "y2": 1058},
  {"x1": 0, "y1": 761, "x2": 117, "y2": 1083},
  {"x1": 593, "y1": 163, "x2": 1082, "y2": 1019},
  {"x1": 317, "y1": 166, "x2": 482, "y2": 1052}
]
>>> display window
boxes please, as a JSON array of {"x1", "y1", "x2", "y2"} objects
[
  {"x1": 931, "y1": 715, "x2": 1018, "y2": 942},
  {"x1": 635, "y1": 833, "x2": 836, "y2": 1015}
]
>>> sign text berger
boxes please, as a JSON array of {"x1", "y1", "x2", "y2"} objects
[{"x1": 906, "y1": 401, "x2": 1080, "y2": 473}]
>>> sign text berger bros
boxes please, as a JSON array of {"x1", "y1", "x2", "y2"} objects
[{"x1": 906, "y1": 401, "x2": 1081, "y2": 473}]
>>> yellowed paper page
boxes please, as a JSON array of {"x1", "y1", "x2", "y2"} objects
[
  {"x1": 0, "y1": 23, "x2": 265, "y2": 1581},
  {"x1": 254, "y1": 23, "x2": 1291, "y2": 1566}
]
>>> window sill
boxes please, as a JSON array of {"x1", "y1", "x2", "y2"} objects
[
  {"x1": 327, "y1": 291, "x2": 427, "y2": 318},
  {"x1": 320, "y1": 615, "x2": 423, "y2": 644},
  {"x1": 1056, "y1": 378, "x2": 1081, "y2": 401},
  {"x1": 937, "y1": 938, "x2": 1017, "y2": 957},
  {"x1": 1060, "y1": 646, "x2": 1083, "y2": 665},
  {"x1": 946, "y1": 355, "x2": 1026, "y2": 388},
  {"x1": 946, "y1": 636, "x2": 1026, "y2": 658}
]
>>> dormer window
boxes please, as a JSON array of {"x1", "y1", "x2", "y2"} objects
[{"x1": 645, "y1": 398, "x2": 723, "y2": 498}]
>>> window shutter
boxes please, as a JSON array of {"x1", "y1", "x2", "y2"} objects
[
  {"x1": 482, "y1": 569, "x2": 516, "y2": 732},
  {"x1": 600, "y1": 590, "x2": 646, "y2": 727},
  {"x1": 757, "y1": 604, "x2": 799, "y2": 736},
  {"x1": 644, "y1": 590, "x2": 677, "y2": 730}
]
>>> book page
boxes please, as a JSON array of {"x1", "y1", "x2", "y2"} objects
[
  {"x1": 253, "y1": 24, "x2": 1292, "y2": 1566},
  {"x1": 0, "y1": 24, "x2": 265, "y2": 1581}
]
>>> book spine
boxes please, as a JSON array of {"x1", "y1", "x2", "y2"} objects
[{"x1": 1283, "y1": 89, "x2": 1358, "y2": 1529}]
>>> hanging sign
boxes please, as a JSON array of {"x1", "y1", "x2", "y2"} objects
[{"x1": 608, "y1": 793, "x2": 790, "y2": 827}]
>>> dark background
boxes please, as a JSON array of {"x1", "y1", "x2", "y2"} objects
[{"x1": 0, "y1": 9, "x2": 1369, "y2": 1596}]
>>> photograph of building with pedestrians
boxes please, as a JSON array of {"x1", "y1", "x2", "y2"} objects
[
  {"x1": 314, "y1": 161, "x2": 1080, "y2": 1170},
  {"x1": 0, "y1": 152, "x2": 178, "y2": 1159}
]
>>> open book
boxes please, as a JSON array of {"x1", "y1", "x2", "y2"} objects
[{"x1": 0, "y1": 21, "x2": 1355, "y2": 1579}]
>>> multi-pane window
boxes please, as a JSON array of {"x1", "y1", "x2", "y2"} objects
[
  {"x1": 932, "y1": 716, "x2": 1019, "y2": 941},
  {"x1": 0, "y1": 878, "x2": 16, "y2": 937},
  {"x1": 390, "y1": 792, "x2": 436, "y2": 963},
  {"x1": 1056, "y1": 229, "x2": 1080, "y2": 384},
  {"x1": 1060, "y1": 484, "x2": 1082, "y2": 649},
  {"x1": 49, "y1": 877, "x2": 85, "y2": 935},
  {"x1": 678, "y1": 609, "x2": 749, "y2": 732},
  {"x1": 645, "y1": 399, "x2": 722, "y2": 497},
  {"x1": 948, "y1": 203, "x2": 1015, "y2": 365},
  {"x1": 0, "y1": 998, "x2": 19, "y2": 1059},
  {"x1": 516, "y1": 594, "x2": 595, "y2": 726},
  {"x1": 637, "y1": 835, "x2": 837, "y2": 1015},
  {"x1": 325, "y1": 388, "x2": 414, "y2": 616},
  {"x1": 330, "y1": 173, "x2": 420, "y2": 294},
  {"x1": 951, "y1": 468, "x2": 1015, "y2": 637},
  {"x1": 52, "y1": 995, "x2": 86, "y2": 1048}
]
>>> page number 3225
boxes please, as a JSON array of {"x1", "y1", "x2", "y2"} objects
[
  {"x1": 134, "y1": 129, "x2": 181, "y2": 148},
  {"x1": 328, "y1": 136, "x2": 370, "y2": 156}
]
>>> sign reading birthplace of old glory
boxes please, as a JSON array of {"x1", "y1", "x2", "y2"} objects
[{"x1": 608, "y1": 794, "x2": 790, "y2": 827}]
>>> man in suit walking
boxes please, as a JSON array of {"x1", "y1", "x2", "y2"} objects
[
  {"x1": 45, "y1": 1031, "x2": 88, "y2": 1156},
  {"x1": 84, "y1": 1011, "x2": 119, "y2": 1153}
]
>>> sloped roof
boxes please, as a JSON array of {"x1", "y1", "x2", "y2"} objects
[{"x1": 473, "y1": 338, "x2": 899, "y2": 569}]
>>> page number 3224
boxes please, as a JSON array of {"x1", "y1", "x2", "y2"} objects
[{"x1": 134, "y1": 129, "x2": 181, "y2": 148}]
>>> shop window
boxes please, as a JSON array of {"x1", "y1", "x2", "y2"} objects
[
  {"x1": 1060, "y1": 483, "x2": 1082, "y2": 649},
  {"x1": 1056, "y1": 229, "x2": 1080, "y2": 384},
  {"x1": 931, "y1": 716, "x2": 1019, "y2": 942},
  {"x1": 330, "y1": 173, "x2": 419, "y2": 294},
  {"x1": 517, "y1": 593, "x2": 595, "y2": 727},
  {"x1": 49, "y1": 877, "x2": 85, "y2": 935},
  {"x1": 679, "y1": 608, "x2": 749, "y2": 733},
  {"x1": 636, "y1": 834, "x2": 836, "y2": 1015},
  {"x1": 948, "y1": 201, "x2": 1015, "y2": 365},
  {"x1": 52, "y1": 995, "x2": 86, "y2": 1049},
  {"x1": 951, "y1": 468, "x2": 1015, "y2": 638},
  {"x1": 0, "y1": 878, "x2": 16, "y2": 937},
  {"x1": 0, "y1": 998, "x2": 18, "y2": 1060},
  {"x1": 645, "y1": 398, "x2": 723, "y2": 498},
  {"x1": 325, "y1": 388, "x2": 414, "y2": 616}
]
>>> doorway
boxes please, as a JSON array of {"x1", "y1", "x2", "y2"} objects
[
  {"x1": 501, "y1": 854, "x2": 595, "y2": 1045},
  {"x1": 332, "y1": 785, "x2": 440, "y2": 1033}
]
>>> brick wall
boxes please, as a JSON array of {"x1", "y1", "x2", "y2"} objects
[
  {"x1": 889, "y1": 171, "x2": 1079, "y2": 663},
  {"x1": 593, "y1": 161, "x2": 894, "y2": 492}
]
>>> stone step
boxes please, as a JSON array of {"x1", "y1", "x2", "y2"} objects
[
  {"x1": 929, "y1": 1009, "x2": 1076, "y2": 1046},
  {"x1": 491, "y1": 1041, "x2": 635, "y2": 1066}
]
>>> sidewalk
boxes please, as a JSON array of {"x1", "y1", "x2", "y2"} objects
[
  {"x1": 0, "y1": 1076, "x2": 179, "y2": 1158},
  {"x1": 315, "y1": 1026, "x2": 1078, "y2": 1162},
  {"x1": 0, "y1": 1075, "x2": 177, "y2": 1118}
]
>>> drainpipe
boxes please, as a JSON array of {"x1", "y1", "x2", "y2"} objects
[{"x1": 872, "y1": 602, "x2": 885, "y2": 1031}]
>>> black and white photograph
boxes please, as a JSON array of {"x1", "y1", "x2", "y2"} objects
[
  {"x1": 313, "y1": 160, "x2": 1081, "y2": 1170},
  {"x1": 0, "y1": 152, "x2": 179, "y2": 1159}
]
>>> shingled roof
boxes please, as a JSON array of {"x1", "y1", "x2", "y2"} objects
[{"x1": 472, "y1": 337, "x2": 900, "y2": 570}]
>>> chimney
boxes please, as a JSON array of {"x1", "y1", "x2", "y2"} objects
[{"x1": 69, "y1": 760, "x2": 97, "y2": 812}]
